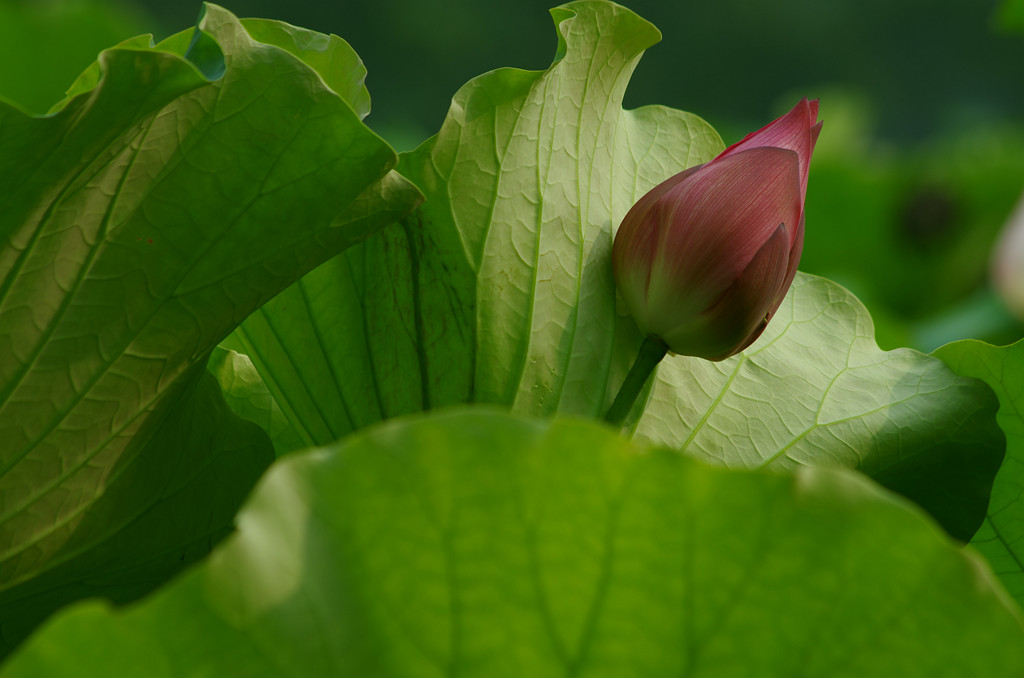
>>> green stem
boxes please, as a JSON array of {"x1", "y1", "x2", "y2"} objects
[{"x1": 603, "y1": 335, "x2": 669, "y2": 428}]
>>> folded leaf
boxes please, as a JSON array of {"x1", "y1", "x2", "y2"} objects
[
  {"x1": 3, "y1": 410, "x2": 1021, "y2": 677},
  {"x1": 207, "y1": 348, "x2": 308, "y2": 454},
  {"x1": 227, "y1": 0, "x2": 722, "y2": 434},
  {"x1": 0, "y1": 1, "x2": 419, "y2": 654}
]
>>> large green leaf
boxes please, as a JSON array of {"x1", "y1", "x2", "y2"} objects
[
  {"x1": 3, "y1": 409, "x2": 1021, "y2": 677},
  {"x1": 635, "y1": 274, "x2": 1004, "y2": 542},
  {"x1": 227, "y1": 0, "x2": 724, "y2": 438},
  {"x1": 933, "y1": 339, "x2": 1024, "y2": 603},
  {"x1": 224, "y1": 0, "x2": 1002, "y2": 541},
  {"x1": 0, "y1": 1, "x2": 419, "y2": 653}
]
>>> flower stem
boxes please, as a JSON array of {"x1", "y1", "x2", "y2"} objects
[{"x1": 603, "y1": 335, "x2": 669, "y2": 428}]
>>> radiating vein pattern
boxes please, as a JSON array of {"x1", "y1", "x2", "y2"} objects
[
  {"x1": 0, "y1": 5, "x2": 407, "y2": 595},
  {"x1": 8, "y1": 412, "x2": 1021, "y2": 677}
]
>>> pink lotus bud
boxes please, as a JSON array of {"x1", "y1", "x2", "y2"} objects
[{"x1": 613, "y1": 98, "x2": 822, "y2": 361}]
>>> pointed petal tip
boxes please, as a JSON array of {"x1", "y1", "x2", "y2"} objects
[{"x1": 806, "y1": 98, "x2": 819, "y2": 118}]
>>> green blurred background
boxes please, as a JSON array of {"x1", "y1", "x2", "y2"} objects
[{"x1": 3, "y1": 0, "x2": 1023, "y2": 351}]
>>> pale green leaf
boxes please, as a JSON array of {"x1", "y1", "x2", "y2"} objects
[
  {"x1": 229, "y1": 0, "x2": 723, "y2": 435},
  {"x1": 3, "y1": 410, "x2": 1021, "y2": 677},
  {"x1": 637, "y1": 274, "x2": 1004, "y2": 542},
  {"x1": 224, "y1": 0, "x2": 1001, "y2": 541}
]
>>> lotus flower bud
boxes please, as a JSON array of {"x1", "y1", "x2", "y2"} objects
[{"x1": 613, "y1": 98, "x2": 822, "y2": 361}]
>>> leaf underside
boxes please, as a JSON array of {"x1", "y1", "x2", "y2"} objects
[
  {"x1": 0, "y1": 2, "x2": 419, "y2": 656},
  {"x1": 223, "y1": 0, "x2": 1004, "y2": 542}
]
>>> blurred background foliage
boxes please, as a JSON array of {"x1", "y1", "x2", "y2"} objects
[{"x1": 3, "y1": 0, "x2": 1022, "y2": 351}]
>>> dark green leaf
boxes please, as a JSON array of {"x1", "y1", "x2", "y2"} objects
[
  {"x1": 0, "y1": 366, "x2": 272, "y2": 654},
  {"x1": 933, "y1": 338, "x2": 1024, "y2": 602},
  {"x1": 0, "y1": 2, "x2": 418, "y2": 653}
]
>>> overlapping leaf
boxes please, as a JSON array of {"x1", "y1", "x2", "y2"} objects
[
  {"x1": 636, "y1": 274, "x2": 1004, "y2": 541},
  {"x1": 225, "y1": 0, "x2": 1002, "y2": 540},
  {"x1": 933, "y1": 339, "x2": 1024, "y2": 602},
  {"x1": 0, "y1": 365, "x2": 270, "y2": 654},
  {"x1": 3, "y1": 410, "x2": 1022, "y2": 677},
  {"x1": 0, "y1": 2, "x2": 419, "y2": 654},
  {"x1": 207, "y1": 348, "x2": 308, "y2": 454}
]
